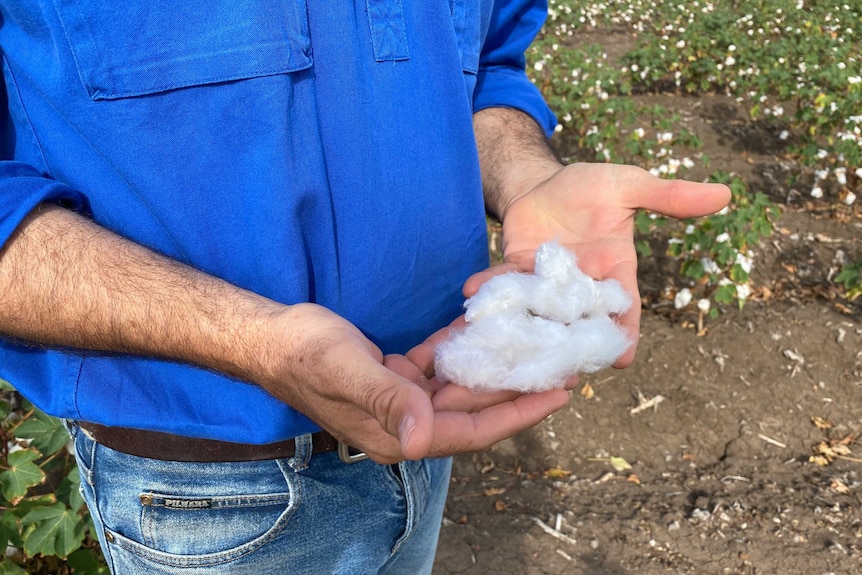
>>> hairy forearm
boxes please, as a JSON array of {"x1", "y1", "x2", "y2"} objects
[
  {"x1": 473, "y1": 107, "x2": 563, "y2": 221},
  {"x1": 0, "y1": 204, "x2": 281, "y2": 383}
]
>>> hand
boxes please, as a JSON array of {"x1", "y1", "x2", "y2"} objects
[
  {"x1": 262, "y1": 303, "x2": 569, "y2": 464},
  {"x1": 466, "y1": 163, "x2": 731, "y2": 366}
]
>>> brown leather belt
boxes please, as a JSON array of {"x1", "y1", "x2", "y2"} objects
[{"x1": 80, "y1": 422, "x2": 346, "y2": 463}]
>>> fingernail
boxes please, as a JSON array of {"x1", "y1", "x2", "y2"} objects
[{"x1": 399, "y1": 414, "x2": 416, "y2": 451}]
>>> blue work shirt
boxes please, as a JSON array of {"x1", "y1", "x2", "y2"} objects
[{"x1": 0, "y1": 0, "x2": 556, "y2": 443}]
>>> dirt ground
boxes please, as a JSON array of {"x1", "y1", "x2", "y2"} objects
[{"x1": 433, "y1": 38, "x2": 862, "y2": 574}]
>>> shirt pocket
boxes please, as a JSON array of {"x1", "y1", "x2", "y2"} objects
[
  {"x1": 451, "y1": 0, "x2": 492, "y2": 74},
  {"x1": 53, "y1": 0, "x2": 312, "y2": 100}
]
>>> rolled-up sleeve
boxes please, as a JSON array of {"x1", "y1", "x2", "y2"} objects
[
  {"x1": 473, "y1": 0, "x2": 557, "y2": 138},
  {"x1": 0, "y1": 161, "x2": 87, "y2": 249},
  {"x1": 0, "y1": 67, "x2": 87, "y2": 250}
]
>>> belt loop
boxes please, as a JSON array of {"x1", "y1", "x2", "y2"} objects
[
  {"x1": 62, "y1": 419, "x2": 79, "y2": 439},
  {"x1": 288, "y1": 433, "x2": 313, "y2": 471}
]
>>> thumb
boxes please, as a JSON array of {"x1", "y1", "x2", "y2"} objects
[
  {"x1": 365, "y1": 359, "x2": 435, "y2": 460},
  {"x1": 624, "y1": 168, "x2": 731, "y2": 218}
]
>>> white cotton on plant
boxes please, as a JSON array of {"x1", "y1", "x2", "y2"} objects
[
  {"x1": 673, "y1": 288, "x2": 692, "y2": 309},
  {"x1": 434, "y1": 242, "x2": 633, "y2": 393}
]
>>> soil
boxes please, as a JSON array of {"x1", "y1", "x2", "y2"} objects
[{"x1": 433, "y1": 31, "x2": 862, "y2": 575}]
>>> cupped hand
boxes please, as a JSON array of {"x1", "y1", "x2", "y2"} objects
[
  {"x1": 466, "y1": 163, "x2": 731, "y2": 367},
  {"x1": 263, "y1": 303, "x2": 569, "y2": 464}
]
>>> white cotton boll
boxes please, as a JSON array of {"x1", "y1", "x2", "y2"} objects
[
  {"x1": 735, "y1": 252, "x2": 753, "y2": 273},
  {"x1": 464, "y1": 272, "x2": 539, "y2": 323},
  {"x1": 437, "y1": 314, "x2": 631, "y2": 393},
  {"x1": 845, "y1": 191, "x2": 857, "y2": 205},
  {"x1": 525, "y1": 242, "x2": 632, "y2": 321},
  {"x1": 503, "y1": 317, "x2": 631, "y2": 392},
  {"x1": 701, "y1": 257, "x2": 721, "y2": 275},
  {"x1": 697, "y1": 298, "x2": 711, "y2": 313},
  {"x1": 835, "y1": 168, "x2": 847, "y2": 185},
  {"x1": 674, "y1": 288, "x2": 692, "y2": 309},
  {"x1": 434, "y1": 242, "x2": 633, "y2": 392},
  {"x1": 534, "y1": 241, "x2": 581, "y2": 286}
]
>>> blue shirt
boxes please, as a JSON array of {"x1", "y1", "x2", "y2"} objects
[{"x1": 0, "y1": 0, "x2": 556, "y2": 443}]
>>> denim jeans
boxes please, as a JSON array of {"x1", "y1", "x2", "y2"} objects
[{"x1": 69, "y1": 422, "x2": 451, "y2": 574}]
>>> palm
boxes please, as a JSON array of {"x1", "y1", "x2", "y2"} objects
[{"x1": 498, "y1": 163, "x2": 731, "y2": 366}]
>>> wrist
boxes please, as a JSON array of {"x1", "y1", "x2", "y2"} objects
[{"x1": 473, "y1": 107, "x2": 563, "y2": 221}]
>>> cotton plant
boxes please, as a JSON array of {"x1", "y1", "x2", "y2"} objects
[
  {"x1": 665, "y1": 172, "x2": 776, "y2": 313},
  {"x1": 434, "y1": 242, "x2": 632, "y2": 393}
]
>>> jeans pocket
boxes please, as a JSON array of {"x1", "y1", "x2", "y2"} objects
[
  {"x1": 136, "y1": 488, "x2": 294, "y2": 556},
  {"x1": 82, "y1": 439, "x2": 302, "y2": 569}
]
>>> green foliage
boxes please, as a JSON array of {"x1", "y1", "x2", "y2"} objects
[
  {"x1": 531, "y1": 0, "x2": 857, "y2": 315},
  {"x1": 644, "y1": 171, "x2": 779, "y2": 311},
  {"x1": 533, "y1": 0, "x2": 861, "y2": 202},
  {"x1": 0, "y1": 380, "x2": 106, "y2": 574},
  {"x1": 835, "y1": 261, "x2": 862, "y2": 300}
]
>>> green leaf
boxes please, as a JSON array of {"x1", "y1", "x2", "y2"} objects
[
  {"x1": 0, "y1": 451, "x2": 45, "y2": 504},
  {"x1": 729, "y1": 264, "x2": 750, "y2": 284},
  {"x1": 15, "y1": 410, "x2": 69, "y2": 458},
  {"x1": 7, "y1": 494, "x2": 57, "y2": 518},
  {"x1": 0, "y1": 511, "x2": 19, "y2": 551},
  {"x1": 682, "y1": 260, "x2": 705, "y2": 280},
  {"x1": 0, "y1": 380, "x2": 14, "y2": 392},
  {"x1": 56, "y1": 469, "x2": 85, "y2": 514},
  {"x1": 67, "y1": 548, "x2": 110, "y2": 574},
  {"x1": 0, "y1": 512, "x2": 22, "y2": 549},
  {"x1": 714, "y1": 284, "x2": 736, "y2": 305},
  {"x1": 0, "y1": 558, "x2": 27, "y2": 575},
  {"x1": 635, "y1": 239, "x2": 652, "y2": 257},
  {"x1": 21, "y1": 502, "x2": 86, "y2": 559}
]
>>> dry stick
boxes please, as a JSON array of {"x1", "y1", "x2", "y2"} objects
[
  {"x1": 630, "y1": 394, "x2": 665, "y2": 415},
  {"x1": 758, "y1": 433, "x2": 787, "y2": 449},
  {"x1": 531, "y1": 517, "x2": 578, "y2": 546},
  {"x1": 834, "y1": 454, "x2": 862, "y2": 464}
]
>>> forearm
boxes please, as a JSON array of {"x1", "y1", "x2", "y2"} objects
[
  {"x1": 473, "y1": 107, "x2": 562, "y2": 221},
  {"x1": 0, "y1": 204, "x2": 281, "y2": 384}
]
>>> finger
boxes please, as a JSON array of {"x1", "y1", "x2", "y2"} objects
[
  {"x1": 348, "y1": 360, "x2": 437, "y2": 461},
  {"x1": 600, "y1": 259, "x2": 641, "y2": 367},
  {"x1": 404, "y1": 316, "x2": 468, "y2": 380},
  {"x1": 562, "y1": 374, "x2": 580, "y2": 390},
  {"x1": 621, "y1": 168, "x2": 731, "y2": 218},
  {"x1": 428, "y1": 389, "x2": 570, "y2": 456},
  {"x1": 431, "y1": 383, "x2": 523, "y2": 412},
  {"x1": 463, "y1": 262, "x2": 531, "y2": 298},
  {"x1": 383, "y1": 354, "x2": 436, "y2": 398}
]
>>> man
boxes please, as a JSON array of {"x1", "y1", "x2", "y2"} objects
[{"x1": 0, "y1": 0, "x2": 729, "y2": 573}]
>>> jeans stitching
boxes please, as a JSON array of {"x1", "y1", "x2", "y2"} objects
[
  {"x1": 105, "y1": 463, "x2": 301, "y2": 568},
  {"x1": 389, "y1": 460, "x2": 416, "y2": 556},
  {"x1": 79, "y1": 434, "x2": 303, "y2": 568},
  {"x1": 75, "y1": 431, "x2": 119, "y2": 573}
]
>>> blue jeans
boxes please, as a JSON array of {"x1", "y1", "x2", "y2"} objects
[{"x1": 69, "y1": 422, "x2": 451, "y2": 574}]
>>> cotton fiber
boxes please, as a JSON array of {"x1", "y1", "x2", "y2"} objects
[{"x1": 434, "y1": 242, "x2": 633, "y2": 392}]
